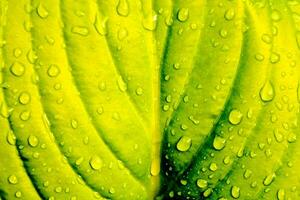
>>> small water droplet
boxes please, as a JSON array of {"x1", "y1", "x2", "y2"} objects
[
  {"x1": 263, "y1": 173, "x2": 275, "y2": 186},
  {"x1": 116, "y1": 0, "x2": 129, "y2": 17},
  {"x1": 19, "y1": 92, "x2": 31, "y2": 105},
  {"x1": 150, "y1": 158, "x2": 160, "y2": 176},
  {"x1": 8, "y1": 175, "x2": 18, "y2": 184},
  {"x1": 271, "y1": 10, "x2": 281, "y2": 21},
  {"x1": 209, "y1": 162, "x2": 218, "y2": 171},
  {"x1": 231, "y1": 186, "x2": 240, "y2": 199},
  {"x1": 135, "y1": 87, "x2": 143, "y2": 96},
  {"x1": 71, "y1": 119, "x2": 78, "y2": 129},
  {"x1": 28, "y1": 135, "x2": 39, "y2": 147},
  {"x1": 20, "y1": 110, "x2": 31, "y2": 121},
  {"x1": 6, "y1": 131, "x2": 16, "y2": 145},
  {"x1": 228, "y1": 109, "x2": 243, "y2": 125},
  {"x1": 196, "y1": 179, "x2": 208, "y2": 189},
  {"x1": 94, "y1": 14, "x2": 108, "y2": 36},
  {"x1": 177, "y1": 8, "x2": 189, "y2": 22},
  {"x1": 261, "y1": 34, "x2": 272, "y2": 44},
  {"x1": 270, "y1": 52, "x2": 280, "y2": 64},
  {"x1": 277, "y1": 189, "x2": 285, "y2": 200},
  {"x1": 224, "y1": 8, "x2": 235, "y2": 20},
  {"x1": 47, "y1": 64, "x2": 60, "y2": 77},
  {"x1": 71, "y1": 26, "x2": 89, "y2": 36},
  {"x1": 37, "y1": 3, "x2": 49, "y2": 19},
  {"x1": 117, "y1": 76, "x2": 127, "y2": 92},
  {"x1": 118, "y1": 27, "x2": 128, "y2": 41},
  {"x1": 27, "y1": 49, "x2": 38, "y2": 64},
  {"x1": 260, "y1": 81, "x2": 275, "y2": 102},
  {"x1": 176, "y1": 136, "x2": 192, "y2": 152},
  {"x1": 213, "y1": 136, "x2": 226, "y2": 150},
  {"x1": 243, "y1": 169, "x2": 252, "y2": 179},
  {"x1": 89, "y1": 155, "x2": 103, "y2": 170},
  {"x1": 143, "y1": 11, "x2": 157, "y2": 31},
  {"x1": 10, "y1": 62, "x2": 25, "y2": 77},
  {"x1": 13, "y1": 48, "x2": 22, "y2": 58}
]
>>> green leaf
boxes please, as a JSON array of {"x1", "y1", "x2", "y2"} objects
[{"x1": 0, "y1": 0, "x2": 300, "y2": 199}]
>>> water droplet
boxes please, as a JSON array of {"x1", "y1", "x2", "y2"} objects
[
  {"x1": 231, "y1": 186, "x2": 240, "y2": 199},
  {"x1": 270, "y1": 52, "x2": 280, "y2": 63},
  {"x1": 224, "y1": 8, "x2": 235, "y2": 20},
  {"x1": 271, "y1": 10, "x2": 281, "y2": 21},
  {"x1": 213, "y1": 136, "x2": 226, "y2": 150},
  {"x1": 94, "y1": 14, "x2": 108, "y2": 36},
  {"x1": 176, "y1": 136, "x2": 192, "y2": 152},
  {"x1": 135, "y1": 87, "x2": 143, "y2": 96},
  {"x1": 71, "y1": 119, "x2": 78, "y2": 129},
  {"x1": 19, "y1": 92, "x2": 31, "y2": 105},
  {"x1": 37, "y1": 3, "x2": 49, "y2": 19},
  {"x1": 177, "y1": 8, "x2": 189, "y2": 22},
  {"x1": 143, "y1": 11, "x2": 157, "y2": 31},
  {"x1": 27, "y1": 49, "x2": 38, "y2": 64},
  {"x1": 6, "y1": 131, "x2": 16, "y2": 145},
  {"x1": 151, "y1": 158, "x2": 160, "y2": 176},
  {"x1": 219, "y1": 29, "x2": 228, "y2": 38},
  {"x1": 10, "y1": 62, "x2": 25, "y2": 77},
  {"x1": 118, "y1": 27, "x2": 128, "y2": 41},
  {"x1": 89, "y1": 155, "x2": 103, "y2": 170},
  {"x1": 263, "y1": 173, "x2": 276, "y2": 186},
  {"x1": 116, "y1": 0, "x2": 129, "y2": 17},
  {"x1": 47, "y1": 64, "x2": 60, "y2": 77},
  {"x1": 28, "y1": 135, "x2": 39, "y2": 147},
  {"x1": 117, "y1": 76, "x2": 127, "y2": 92},
  {"x1": 209, "y1": 162, "x2": 218, "y2": 171},
  {"x1": 260, "y1": 81, "x2": 275, "y2": 102},
  {"x1": 277, "y1": 189, "x2": 285, "y2": 200},
  {"x1": 196, "y1": 179, "x2": 207, "y2": 189},
  {"x1": 243, "y1": 169, "x2": 252, "y2": 179},
  {"x1": 15, "y1": 191, "x2": 22, "y2": 198},
  {"x1": 223, "y1": 156, "x2": 231, "y2": 165},
  {"x1": 20, "y1": 110, "x2": 31, "y2": 121},
  {"x1": 203, "y1": 188, "x2": 212, "y2": 197},
  {"x1": 13, "y1": 48, "x2": 22, "y2": 58},
  {"x1": 255, "y1": 53, "x2": 264, "y2": 61},
  {"x1": 261, "y1": 34, "x2": 272, "y2": 44},
  {"x1": 71, "y1": 26, "x2": 89, "y2": 36},
  {"x1": 228, "y1": 109, "x2": 243, "y2": 125},
  {"x1": 273, "y1": 129, "x2": 283, "y2": 142},
  {"x1": 8, "y1": 175, "x2": 18, "y2": 184}
]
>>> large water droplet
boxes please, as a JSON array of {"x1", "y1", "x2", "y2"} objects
[
  {"x1": 71, "y1": 26, "x2": 89, "y2": 36},
  {"x1": 213, "y1": 136, "x2": 226, "y2": 150},
  {"x1": 116, "y1": 0, "x2": 129, "y2": 17},
  {"x1": 228, "y1": 109, "x2": 243, "y2": 125},
  {"x1": 94, "y1": 14, "x2": 108, "y2": 36},
  {"x1": 89, "y1": 155, "x2": 103, "y2": 170},
  {"x1": 37, "y1": 3, "x2": 49, "y2": 19},
  {"x1": 10, "y1": 62, "x2": 25, "y2": 77},
  {"x1": 176, "y1": 136, "x2": 192, "y2": 152},
  {"x1": 117, "y1": 76, "x2": 127, "y2": 92},
  {"x1": 231, "y1": 186, "x2": 240, "y2": 199},
  {"x1": 277, "y1": 189, "x2": 285, "y2": 200},
  {"x1": 177, "y1": 8, "x2": 189, "y2": 22},
  {"x1": 28, "y1": 135, "x2": 39, "y2": 147},
  {"x1": 260, "y1": 81, "x2": 275, "y2": 102},
  {"x1": 19, "y1": 92, "x2": 31, "y2": 105},
  {"x1": 8, "y1": 175, "x2": 18, "y2": 184},
  {"x1": 196, "y1": 179, "x2": 207, "y2": 189}
]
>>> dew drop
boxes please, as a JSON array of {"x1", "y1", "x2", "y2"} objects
[
  {"x1": 177, "y1": 8, "x2": 189, "y2": 22},
  {"x1": 277, "y1": 189, "x2": 285, "y2": 200},
  {"x1": 47, "y1": 64, "x2": 60, "y2": 77},
  {"x1": 94, "y1": 14, "x2": 108, "y2": 36},
  {"x1": 116, "y1": 0, "x2": 129, "y2": 17},
  {"x1": 270, "y1": 52, "x2": 280, "y2": 64},
  {"x1": 150, "y1": 158, "x2": 160, "y2": 176},
  {"x1": 243, "y1": 169, "x2": 252, "y2": 179},
  {"x1": 89, "y1": 155, "x2": 103, "y2": 170},
  {"x1": 28, "y1": 135, "x2": 39, "y2": 147},
  {"x1": 213, "y1": 136, "x2": 226, "y2": 150},
  {"x1": 13, "y1": 48, "x2": 22, "y2": 58},
  {"x1": 20, "y1": 110, "x2": 31, "y2": 121},
  {"x1": 71, "y1": 119, "x2": 78, "y2": 129},
  {"x1": 117, "y1": 76, "x2": 127, "y2": 92},
  {"x1": 71, "y1": 26, "x2": 89, "y2": 36},
  {"x1": 271, "y1": 10, "x2": 281, "y2": 21},
  {"x1": 118, "y1": 27, "x2": 128, "y2": 41},
  {"x1": 263, "y1": 173, "x2": 276, "y2": 186},
  {"x1": 224, "y1": 8, "x2": 235, "y2": 20},
  {"x1": 228, "y1": 109, "x2": 243, "y2": 125},
  {"x1": 196, "y1": 179, "x2": 207, "y2": 189},
  {"x1": 19, "y1": 92, "x2": 31, "y2": 105},
  {"x1": 231, "y1": 186, "x2": 240, "y2": 199},
  {"x1": 209, "y1": 162, "x2": 218, "y2": 171},
  {"x1": 37, "y1": 3, "x2": 49, "y2": 19},
  {"x1": 135, "y1": 87, "x2": 143, "y2": 96},
  {"x1": 27, "y1": 49, "x2": 38, "y2": 64},
  {"x1": 6, "y1": 131, "x2": 16, "y2": 145},
  {"x1": 8, "y1": 175, "x2": 18, "y2": 184},
  {"x1": 176, "y1": 136, "x2": 192, "y2": 152},
  {"x1": 260, "y1": 81, "x2": 275, "y2": 102},
  {"x1": 143, "y1": 11, "x2": 158, "y2": 31},
  {"x1": 10, "y1": 62, "x2": 25, "y2": 77}
]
